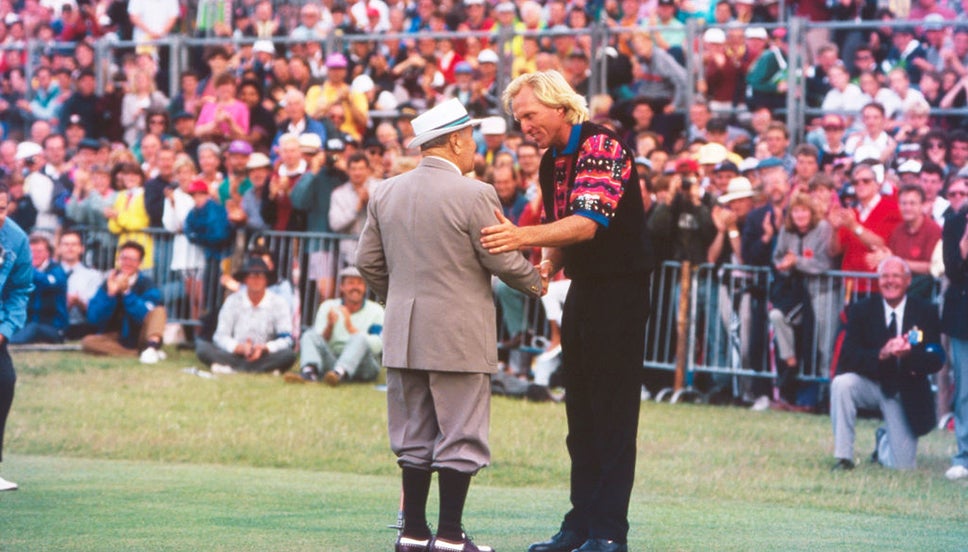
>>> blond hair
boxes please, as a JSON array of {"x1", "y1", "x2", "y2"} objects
[{"x1": 503, "y1": 70, "x2": 589, "y2": 125}]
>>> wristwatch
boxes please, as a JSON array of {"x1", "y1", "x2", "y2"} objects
[{"x1": 854, "y1": 226, "x2": 864, "y2": 237}]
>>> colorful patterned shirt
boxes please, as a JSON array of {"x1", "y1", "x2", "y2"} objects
[{"x1": 549, "y1": 124, "x2": 632, "y2": 228}]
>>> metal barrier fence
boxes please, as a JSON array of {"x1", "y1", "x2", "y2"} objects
[
  {"x1": 65, "y1": 225, "x2": 940, "y2": 400},
  {"x1": 244, "y1": 229, "x2": 353, "y2": 329}
]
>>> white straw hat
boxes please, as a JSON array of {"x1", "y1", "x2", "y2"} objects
[{"x1": 407, "y1": 98, "x2": 481, "y2": 149}]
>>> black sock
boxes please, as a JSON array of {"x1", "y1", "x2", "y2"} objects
[
  {"x1": 401, "y1": 467, "x2": 432, "y2": 539},
  {"x1": 146, "y1": 339, "x2": 161, "y2": 350},
  {"x1": 437, "y1": 468, "x2": 471, "y2": 541}
]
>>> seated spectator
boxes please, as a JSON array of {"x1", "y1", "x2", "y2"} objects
[
  {"x1": 82, "y1": 241, "x2": 168, "y2": 364},
  {"x1": 293, "y1": 266, "x2": 383, "y2": 386},
  {"x1": 9, "y1": 234, "x2": 67, "y2": 344},
  {"x1": 57, "y1": 230, "x2": 104, "y2": 340},
  {"x1": 830, "y1": 256, "x2": 944, "y2": 470},
  {"x1": 195, "y1": 257, "x2": 296, "y2": 374}
]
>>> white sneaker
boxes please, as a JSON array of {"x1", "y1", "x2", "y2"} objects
[
  {"x1": 210, "y1": 363, "x2": 235, "y2": 375},
  {"x1": 751, "y1": 395, "x2": 771, "y2": 411},
  {"x1": 945, "y1": 465, "x2": 968, "y2": 480},
  {"x1": 0, "y1": 476, "x2": 18, "y2": 491},
  {"x1": 139, "y1": 347, "x2": 161, "y2": 364}
]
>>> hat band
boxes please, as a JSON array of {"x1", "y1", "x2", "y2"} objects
[{"x1": 427, "y1": 114, "x2": 471, "y2": 133}]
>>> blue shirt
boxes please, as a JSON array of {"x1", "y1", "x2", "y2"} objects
[{"x1": 0, "y1": 218, "x2": 35, "y2": 340}]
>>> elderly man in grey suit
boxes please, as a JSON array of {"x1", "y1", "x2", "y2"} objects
[{"x1": 357, "y1": 98, "x2": 543, "y2": 552}]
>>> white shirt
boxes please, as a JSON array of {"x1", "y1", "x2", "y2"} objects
[{"x1": 883, "y1": 296, "x2": 907, "y2": 337}]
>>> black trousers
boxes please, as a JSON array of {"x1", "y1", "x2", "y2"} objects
[
  {"x1": 559, "y1": 274, "x2": 650, "y2": 543},
  {"x1": 0, "y1": 344, "x2": 15, "y2": 463}
]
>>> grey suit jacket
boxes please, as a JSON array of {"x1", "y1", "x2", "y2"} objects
[{"x1": 356, "y1": 156, "x2": 541, "y2": 374}]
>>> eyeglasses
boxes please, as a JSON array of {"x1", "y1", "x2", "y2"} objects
[
  {"x1": 928, "y1": 142, "x2": 946, "y2": 149},
  {"x1": 948, "y1": 190, "x2": 968, "y2": 197},
  {"x1": 118, "y1": 254, "x2": 141, "y2": 262},
  {"x1": 853, "y1": 177, "x2": 876, "y2": 184}
]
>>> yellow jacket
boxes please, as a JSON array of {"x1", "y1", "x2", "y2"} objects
[{"x1": 108, "y1": 188, "x2": 154, "y2": 269}]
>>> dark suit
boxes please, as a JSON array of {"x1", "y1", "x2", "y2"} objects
[
  {"x1": 832, "y1": 294, "x2": 943, "y2": 468},
  {"x1": 942, "y1": 205, "x2": 968, "y2": 472}
]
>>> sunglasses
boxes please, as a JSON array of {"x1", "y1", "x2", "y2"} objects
[
  {"x1": 948, "y1": 190, "x2": 968, "y2": 197},
  {"x1": 823, "y1": 125, "x2": 844, "y2": 131}
]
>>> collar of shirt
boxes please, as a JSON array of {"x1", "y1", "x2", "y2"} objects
[
  {"x1": 883, "y1": 295, "x2": 907, "y2": 336},
  {"x1": 279, "y1": 159, "x2": 308, "y2": 178},
  {"x1": 426, "y1": 155, "x2": 463, "y2": 175},
  {"x1": 857, "y1": 193, "x2": 881, "y2": 223},
  {"x1": 551, "y1": 123, "x2": 583, "y2": 158},
  {"x1": 288, "y1": 119, "x2": 307, "y2": 135}
]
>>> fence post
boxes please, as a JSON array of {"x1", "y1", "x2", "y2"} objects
[
  {"x1": 786, "y1": 16, "x2": 805, "y2": 145},
  {"x1": 674, "y1": 260, "x2": 692, "y2": 391}
]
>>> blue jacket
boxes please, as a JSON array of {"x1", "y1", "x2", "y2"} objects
[
  {"x1": 185, "y1": 199, "x2": 233, "y2": 260},
  {"x1": 27, "y1": 261, "x2": 68, "y2": 329},
  {"x1": 87, "y1": 273, "x2": 162, "y2": 349},
  {"x1": 0, "y1": 218, "x2": 34, "y2": 340}
]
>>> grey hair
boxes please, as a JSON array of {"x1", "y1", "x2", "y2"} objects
[{"x1": 877, "y1": 255, "x2": 912, "y2": 278}]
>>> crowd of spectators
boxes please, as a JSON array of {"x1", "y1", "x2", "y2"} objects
[{"x1": 2, "y1": 0, "x2": 968, "y2": 474}]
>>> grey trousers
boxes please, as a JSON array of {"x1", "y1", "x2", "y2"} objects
[
  {"x1": 195, "y1": 340, "x2": 296, "y2": 374},
  {"x1": 386, "y1": 368, "x2": 491, "y2": 474},
  {"x1": 830, "y1": 372, "x2": 918, "y2": 469},
  {"x1": 299, "y1": 332, "x2": 381, "y2": 381}
]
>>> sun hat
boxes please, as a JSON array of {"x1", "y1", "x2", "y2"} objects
[
  {"x1": 407, "y1": 98, "x2": 481, "y2": 149},
  {"x1": 718, "y1": 177, "x2": 755, "y2": 204},
  {"x1": 697, "y1": 143, "x2": 728, "y2": 165},
  {"x1": 298, "y1": 133, "x2": 323, "y2": 153},
  {"x1": 246, "y1": 153, "x2": 271, "y2": 169}
]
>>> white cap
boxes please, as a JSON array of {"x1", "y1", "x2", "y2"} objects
[
  {"x1": 703, "y1": 28, "x2": 726, "y2": 44},
  {"x1": 897, "y1": 159, "x2": 922, "y2": 174},
  {"x1": 739, "y1": 157, "x2": 760, "y2": 173},
  {"x1": 479, "y1": 116, "x2": 507, "y2": 136},
  {"x1": 15, "y1": 141, "x2": 42, "y2": 160},
  {"x1": 853, "y1": 145, "x2": 882, "y2": 164},
  {"x1": 351, "y1": 74, "x2": 375, "y2": 95},
  {"x1": 745, "y1": 27, "x2": 768, "y2": 40},
  {"x1": 253, "y1": 40, "x2": 275, "y2": 55},
  {"x1": 477, "y1": 49, "x2": 499, "y2": 64}
]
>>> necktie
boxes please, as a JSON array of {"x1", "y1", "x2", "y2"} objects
[{"x1": 884, "y1": 311, "x2": 899, "y2": 397}]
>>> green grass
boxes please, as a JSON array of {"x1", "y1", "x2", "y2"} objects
[{"x1": 2, "y1": 349, "x2": 967, "y2": 551}]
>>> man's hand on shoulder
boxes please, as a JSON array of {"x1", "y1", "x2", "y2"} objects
[{"x1": 481, "y1": 209, "x2": 524, "y2": 254}]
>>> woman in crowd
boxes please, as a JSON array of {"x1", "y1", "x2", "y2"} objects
[
  {"x1": 194, "y1": 72, "x2": 250, "y2": 145},
  {"x1": 162, "y1": 156, "x2": 207, "y2": 321},
  {"x1": 105, "y1": 162, "x2": 154, "y2": 269},
  {"x1": 121, "y1": 68, "x2": 169, "y2": 147},
  {"x1": 769, "y1": 193, "x2": 835, "y2": 408}
]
